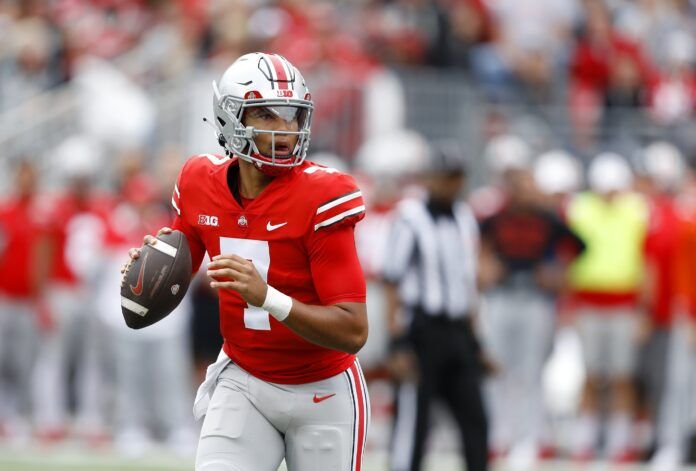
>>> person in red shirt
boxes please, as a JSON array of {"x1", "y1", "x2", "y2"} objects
[
  {"x1": 634, "y1": 142, "x2": 684, "y2": 455},
  {"x1": 31, "y1": 150, "x2": 112, "y2": 442},
  {"x1": 568, "y1": 0, "x2": 655, "y2": 146},
  {"x1": 651, "y1": 152, "x2": 696, "y2": 469},
  {"x1": 0, "y1": 160, "x2": 48, "y2": 437},
  {"x1": 123, "y1": 53, "x2": 369, "y2": 471}
]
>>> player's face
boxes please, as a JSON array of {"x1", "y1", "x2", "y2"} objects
[
  {"x1": 244, "y1": 106, "x2": 302, "y2": 158},
  {"x1": 427, "y1": 171, "x2": 465, "y2": 203}
]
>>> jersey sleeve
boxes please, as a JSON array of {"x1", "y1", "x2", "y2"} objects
[
  {"x1": 170, "y1": 159, "x2": 206, "y2": 273},
  {"x1": 311, "y1": 173, "x2": 366, "y2": 232},
  {"x1": 309, "y1": 224, "x2": 366, "y2": 305}
]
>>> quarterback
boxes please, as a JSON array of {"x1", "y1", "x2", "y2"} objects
[{"x1": 125, "y1": 53, "x2": 369, "y2": 470}]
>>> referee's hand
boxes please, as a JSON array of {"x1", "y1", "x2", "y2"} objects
[
  {"x1": 479, "y1": 351, "x2": 499, "y2": 377},
  {"x1": 387, "y1": 348, "x2": 418, "y2": 383}
]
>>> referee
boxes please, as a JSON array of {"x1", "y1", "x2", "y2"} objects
[{"x1": 383, "y1": 143, "x2": 489, "y2": 471}]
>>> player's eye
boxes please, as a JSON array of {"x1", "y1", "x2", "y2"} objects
[{"x1": 249, "y1": 108, "x2": 275, "y2": 120}]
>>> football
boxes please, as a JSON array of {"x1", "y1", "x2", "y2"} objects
[{"x1": 120, "y1": 230, "x2": 192, "y2": 329}]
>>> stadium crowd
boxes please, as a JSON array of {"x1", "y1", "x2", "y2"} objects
[
  {"x1": 3, "y1": 0, "x2": 696, "y2": 123},
  {"x1": 3, "y1": 0, "x2": 696, "y2": 470}
]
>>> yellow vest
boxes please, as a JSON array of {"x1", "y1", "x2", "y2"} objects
[{"x1": 567, "y1": 192, "x2": 648, "y2": 292}]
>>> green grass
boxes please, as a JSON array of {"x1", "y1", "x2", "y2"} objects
[{"x1": 1, "y1": 446, "x2": 693, "y2": 471}]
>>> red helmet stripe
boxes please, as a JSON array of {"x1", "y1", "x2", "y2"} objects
[{"x1": 269, "y1": 55, "x2": 289, "y2": 90}]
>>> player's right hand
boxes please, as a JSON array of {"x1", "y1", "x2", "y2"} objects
[{"x1": 120, "y1": 227, "x2": 173, "y2": 287}]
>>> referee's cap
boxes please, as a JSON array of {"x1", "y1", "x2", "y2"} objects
[{"x1": 428, "y1": 141, "x2": 467, "y2": 175}]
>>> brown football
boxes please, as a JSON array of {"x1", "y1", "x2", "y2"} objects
[{"x1": 120, "y1": 230, "x2": 192, "y2": 329}]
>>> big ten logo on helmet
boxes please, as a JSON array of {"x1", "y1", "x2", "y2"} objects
[
  {"x1": 276, "y1": 90, "x2": 293, "y2": 98},
  {"x1": 198, "y1": 215, "x2": 219, "y2": 227}
]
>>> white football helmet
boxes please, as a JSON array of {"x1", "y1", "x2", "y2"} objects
[{"x1": 212, "y1": 52, "x2": 313, "y2": 174}]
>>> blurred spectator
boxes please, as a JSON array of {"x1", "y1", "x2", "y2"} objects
[
  {"x1": 471, "y1": 0, "x2": 579, "y2": 100},
  {"x1": 361, "y1": 0, "x2": 435, "y2": 66},
  {"x1": 612, "y1": 0, "x2": 693, "y2": 67},
  {"x1": 436, "y1": 0, "x2": 494, "y2": 69},
  {"x1": 532, "y1": 148, "x2": 584, "y2": 212},
  {"x1": 479, "y1": 166, "x2": 583, "y2": 468},
  {"x1": 0, "y1": 16, "x2": 59, "y2": 109},
  {"x1": 569, "y1": 0, "x2": 656, "y2": 146},
  {"x1": 469, "y1": 133, "x2": 532, "y2": 219},
  {"x1": 631, "y1": 141, "x2": 685, "y2": 462},
  {"x1": 383, "y1": 143, "x2": 488, "y2": 471},
  {"x1": 98, "y1": 171, "x2": 195, "y2": 456},
  {"x1": 566, "y1": 152, "x2": 649, "y2": 462},
  {"x1": 653, "y1": 155, "x2": 696, "y2": 470},
  {"x1": 0, "y1": 160, "x2": 46, "y2": 441},
  {"x1": 649, "y1": 30, "x2": 696, "y2": 126},
  {"x1": 31, "y1": 136, "x2": 110, "y2": 443}
]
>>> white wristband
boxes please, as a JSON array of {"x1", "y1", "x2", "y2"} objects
[{"x1": 262, "y1": 286, "x2": 293, "y2": 322}]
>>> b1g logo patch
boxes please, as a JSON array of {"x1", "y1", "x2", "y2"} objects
[
  {"x1": 198, "y1": 215, "x2": 219, "y2": 227},
  {"x1": 276, "y1": 90, "x2": 293, "y2": 97}
]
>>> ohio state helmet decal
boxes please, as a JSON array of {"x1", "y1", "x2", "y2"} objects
[{"x1": 257, "y1": 54, "x2": 297, "y2": 91}]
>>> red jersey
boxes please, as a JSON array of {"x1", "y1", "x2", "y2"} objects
[
  {"x1": 644, "y1": 195, "x2": 680, "y2": 327},
  {"x1": 172, "y1": 155, "x2": 366, "y2": 384},
  {"x1": 0, "y1": 196, "x2": 49, "y2": 299},
  {"x1": 45, "y1": 193, "x2": 113, "y2": 285}
]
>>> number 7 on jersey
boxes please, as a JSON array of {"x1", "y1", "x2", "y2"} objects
[{"x1": 219, "y1": 237, "x2": 272, "y2": 330}]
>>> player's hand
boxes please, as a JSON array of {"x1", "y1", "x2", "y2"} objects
[
  {"x1": 207, "y1": 254, "x2": 267, "y2": 306},
  {"x1": 119, "y1": 227, "x2": 173, "y2": 287}
]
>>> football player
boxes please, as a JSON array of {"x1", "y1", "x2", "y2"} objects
[{"x1": 123, "y1": 53, "x2": 369, "y2": 471}]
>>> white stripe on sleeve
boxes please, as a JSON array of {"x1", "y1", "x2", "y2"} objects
[
  {"x1": 317, "y1": 190, "x2": 362, "y2": 214},
  {"x1": 314, "y1": 205, "x2": 365, "y2": 231}
]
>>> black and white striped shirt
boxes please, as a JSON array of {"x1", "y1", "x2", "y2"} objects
[{"x1": 382, "y1": 198, "x2": 479, "y2": 319}]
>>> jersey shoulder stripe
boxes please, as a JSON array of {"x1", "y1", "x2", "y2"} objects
[
  {"x1": 317, "y1": 190, "x2": 362, "y2": 215},
  {"x1": 170, "y1": 154, "x2": 229, "y2": 216},
  {"x1": 313, "y1": 182, "x2": 366, "y2": 232},
  {"x1": 315, "y1": 204, "x2": 366, "y2": 231}
]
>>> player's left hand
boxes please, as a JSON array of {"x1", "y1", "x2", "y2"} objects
[{"x1": 207, "y1": 254, "x2": 267, "y2": 306}]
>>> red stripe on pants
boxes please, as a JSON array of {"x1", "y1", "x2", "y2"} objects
[{"x1": 350, "y1": 363, "x2": 366, "y2": 471}]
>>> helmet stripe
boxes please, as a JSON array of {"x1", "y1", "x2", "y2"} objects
[{"x1": 269, "y1": 54, "x2": 289, "y2": 90}]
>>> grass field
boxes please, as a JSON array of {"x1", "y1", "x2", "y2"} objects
[{"x1": 1, "y1": 445, "x2": 694, "y2": 471}]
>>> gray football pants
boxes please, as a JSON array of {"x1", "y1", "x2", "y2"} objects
[
  {"x1": 657, "y1": 313, "x2": 696, "y2": 454},
  {"x1": 195, "y1": 359, "x2": 370, "y2": 471},
  {"x1": 482, "y1": 286, "x2": 554, "y2": 448},
  {"x1": 0, "y1": 297, "x2": 38, "y2": 422}
]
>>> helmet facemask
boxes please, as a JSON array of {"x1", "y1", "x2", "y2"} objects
[{"x1": 213, "y1": 81, "x2": 313, "y2": 175}]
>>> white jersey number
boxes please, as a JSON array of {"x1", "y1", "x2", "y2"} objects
[
  {"x1": 219, "y1": 237, "x2": 271, "y2": 330},
  {"x1": 304, "y1": 165, "x2": 339, "y2": 174}
]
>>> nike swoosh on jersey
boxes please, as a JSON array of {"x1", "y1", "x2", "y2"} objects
[
  {"x1": 266, "y1": 221, "x2": 288, "y2": 231},
  {"x1": 313, "y1": 393, "x2": 336, "y2": 404},
  {"x1": 129, "y1": 251, "x2": 149, "y2": 296}
]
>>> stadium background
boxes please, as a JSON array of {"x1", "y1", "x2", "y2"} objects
[{"x1": 2, "y1": 0, "x2": 696, "y2": 470}]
